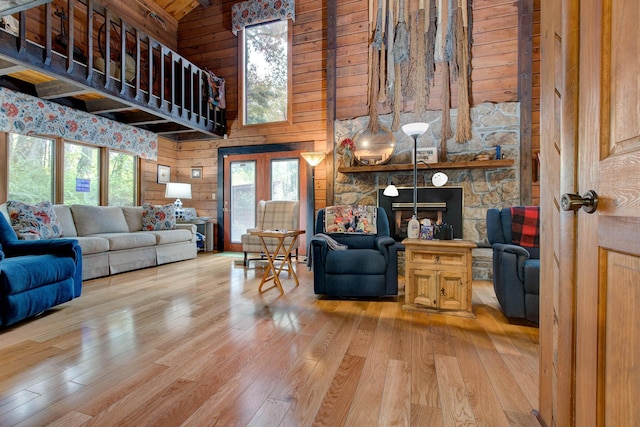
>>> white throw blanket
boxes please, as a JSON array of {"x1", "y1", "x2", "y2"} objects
[{"x1": 306, "y1": 233, "x2": 348, "y2": 270}]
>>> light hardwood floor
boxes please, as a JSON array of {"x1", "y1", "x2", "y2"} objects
[{"x1": 0, "y1": 253, "x2": 540, "y2": 426}]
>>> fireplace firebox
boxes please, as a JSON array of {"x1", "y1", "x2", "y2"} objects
[{"x1": 378, "y1": 187, "x2": 463, "y2": 241}]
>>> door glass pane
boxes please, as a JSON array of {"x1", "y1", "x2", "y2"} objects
[
  {"x1": 231, "y1": 161, "x2": 256, "y2": 243},
  {"x1": 271, "y1": 158, "x2": 299, "y2": 201},
  {"x1": 108, "y1": 151, "x2": 136, "y2": 206},
  {"x1": 8, "y1": 133, "x2": 54, "y2": 203},
  {"x1": 64, "y1": 142, "x2": 100, "y2": 205}
]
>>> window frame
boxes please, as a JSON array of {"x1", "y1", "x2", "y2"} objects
[
  {"x1": 238, "y1": 19, "x2": 293, "y2": 129},
  {"x1": 0, "y1": 132, "x2": 140, "y2": 206}
]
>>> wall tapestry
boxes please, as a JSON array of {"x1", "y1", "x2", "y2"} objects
[
  {"x1": 231, "y1": 0, "x2": 295, "y2": 36},
  {"x1": 368, "y1": 0, "x2": 473, "y2": 148},
  {"x1": 0, "y1": 87, "x2": 158, "y2": 160}
]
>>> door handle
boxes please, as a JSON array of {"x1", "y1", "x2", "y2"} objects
[{"x1": 560, "y1": 190, "x2": 598, "y2": 214}]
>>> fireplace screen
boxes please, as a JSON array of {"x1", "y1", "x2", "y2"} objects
[{"x1": 378, "y1": 187, "x2": 463, "y2": 240}]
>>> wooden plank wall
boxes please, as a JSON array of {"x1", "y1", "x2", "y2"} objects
[
  {"x1": 150, "y1": 0, "x2": 541, "y2": 218},
  {"x1": 174, "y1": 0, "x2": 329, "y2": 219},
  {"x1": 335, "y1": 0, "x2": 521, "y2": 120}
]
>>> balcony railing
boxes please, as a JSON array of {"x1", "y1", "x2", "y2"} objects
[{"x1": 0, "y1": 0, "x2": 226, "y2": 140}]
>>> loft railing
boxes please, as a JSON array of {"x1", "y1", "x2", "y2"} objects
[{"x1": 0, "y1": 0, "x2": 226, "y2": 138}]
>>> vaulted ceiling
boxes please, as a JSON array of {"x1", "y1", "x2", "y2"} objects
[{"x1": 151, "y1": 0, "x2": 209, "y2": 21}]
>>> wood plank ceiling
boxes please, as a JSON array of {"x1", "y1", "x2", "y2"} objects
[{"x1": 152, "y1": 0, "x2": 209, "y2": 21}]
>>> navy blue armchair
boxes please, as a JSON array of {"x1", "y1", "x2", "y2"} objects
[
  {"x1": 0, "y1": 212, "x2": 82, "y2": 327},
  {"x1": 310, "y1": 207, "x2": 398, "y2": 297},
  {"x1": 486, "y1": 207, "x2": 540, "y2": 323}
]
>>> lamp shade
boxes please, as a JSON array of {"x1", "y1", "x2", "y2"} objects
[
  {"x1": 301, "y1": 151, "x2": 326, "y2": 167},
  {"x1": 401, "y1": 122, "x2": 429, "y2": 138},
  {"x1": 432, "y1": 172, "x2": 448, "y2": 187},
  {"x1": 383, "y1": 184, "x2": 399, "y2": 197},
  {"x1": 165, "y1": 182, "x2": 192, "y2": 199}
]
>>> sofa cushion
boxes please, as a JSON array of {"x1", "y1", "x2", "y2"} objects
[
  {"x1": 54, "y1": 205, "x2": 77, "y2": 237},
  {"x1": 148, "y1": 229, "x2": 194, "y2": 245},
  {"x1": 142, "y1": 204, "x2": 176, "y2": 231},
  {"x1": 6, "y1": 200, "x2": 64, "y2": 239},
  {"x1": 122, "y1": 206, "x2": 144, "y2": 232},
  {"x1": 92, "y1": 232, "x2": 157, "y2": 251},
  {"x1": 0, "y1": 254, "x2": 76, "y2": 294},
  {"x1": 73, "y1": 236, "x2": 111, "y2": 255},
  {"x1": 71, "y1": 205, "x2": 129, "y2": 236}
]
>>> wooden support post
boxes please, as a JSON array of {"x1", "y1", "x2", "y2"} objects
[{"x1": 518, "y1": 0, "x2": 533, "y2": 205}]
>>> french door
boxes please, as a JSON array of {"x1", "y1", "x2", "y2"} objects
[{"x1": 222, "y1": 150, "x2": 308, "y2": 252}]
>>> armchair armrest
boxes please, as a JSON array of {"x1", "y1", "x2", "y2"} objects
[
  {"x1": 492, "y1": 243, "x2": 531, "y2": 283},
  {"x1": 375, "y1": 236, "x2": 396, "y2": 264},
  {"x1": 492, "y1": 243, "x2": 531, "y2": 259},
  {"x1": 4, "y1": 238, "x2": 80, "y2": 261}
]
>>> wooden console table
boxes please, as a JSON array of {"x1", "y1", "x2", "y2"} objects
[{"x1": 402, "y1": 239, "x2": 477, "y2": 317}]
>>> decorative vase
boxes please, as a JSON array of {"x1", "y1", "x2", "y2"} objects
[{"x1": 343, "y1": 151, "x2": 354, "y2": 167}]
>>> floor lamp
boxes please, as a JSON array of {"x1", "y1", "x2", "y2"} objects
[
  {"x1": 301, "y1": 151, "x2": 326, "y2": 241},
  {"x1": 384, "y1": 123, "x2": 448, "y2": 236}
]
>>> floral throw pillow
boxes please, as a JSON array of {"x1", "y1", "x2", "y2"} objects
[
  {"x1": 6, "y1": 200, "x2": 64, "y2": 239},
  {"x1": 324, "y1": 205, "x2": 377, "y2": 234},
  {"x1": 142, "y1": 203, "x2": 176, "y2": 231}
]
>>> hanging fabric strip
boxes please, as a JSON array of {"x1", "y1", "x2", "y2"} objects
[
  {"x1": 231, "y1": 0, "x2": 296, "y2": 36},
  {"x1": 434, "y1": 0, "x2": 445, "y2": 62}
]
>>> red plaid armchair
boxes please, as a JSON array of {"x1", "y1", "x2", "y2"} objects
[{"x1": 486, "y1": 207, "x2": 540, "y2": 324}]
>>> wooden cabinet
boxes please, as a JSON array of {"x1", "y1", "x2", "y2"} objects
[{"x1": 402, "y1": 239, "x2": 476, "y2": 317}]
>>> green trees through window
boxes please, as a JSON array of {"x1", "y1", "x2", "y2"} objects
[
  {"x1": 7, "y1": 133, "x2": 137, "y2": 206},
  {"x1": 8, "y1": 134, "x2": 54, "y2": 203},
  {"x1": 244, "y1": 20, "x2": 289, "y2": 125}
]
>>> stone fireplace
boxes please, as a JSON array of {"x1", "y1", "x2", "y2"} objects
[
  {"x1": 378, "y1": 187, "x2": 463, "y2": 240},
  {"x1": 333, "y1": 102, "x2": 522, "y2": 279}
]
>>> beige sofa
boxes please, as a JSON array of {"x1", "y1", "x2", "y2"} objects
[{"x1": 52, "y1": 205, "x2": 197, "y2": 280}]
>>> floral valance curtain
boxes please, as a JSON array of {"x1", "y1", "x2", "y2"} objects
[
  {"x1": 231, "y1": 0, "x2": 295, "y2": 36},
  {"x1": 0, "y1": 87, "x2": 158, "y2": 160}
]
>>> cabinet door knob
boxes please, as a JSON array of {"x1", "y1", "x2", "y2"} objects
[
  {"x1": 440, "y1": 288, "x2": 446, "y2": 296},
  {"x1": 435, "y1": 255, "x2": 440, "y2": 264}
]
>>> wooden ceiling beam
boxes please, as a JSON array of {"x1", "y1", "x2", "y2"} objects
[
  {"x1": 35, "y1": 80, "x2": 91, "y2": 99},
  {"x1": 120, "y1": 111, "x2": 169, "y2": 125},
  {"x1": 85, "y1": 98, "x2": 133, "y2": 113},
  {"x1": 0, "y1": 58, "x2": 26, "y2": 75}
]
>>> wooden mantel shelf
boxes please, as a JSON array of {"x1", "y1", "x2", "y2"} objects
[{"x1": 338, "y1": 159, "x2": 515, "y2": 173}]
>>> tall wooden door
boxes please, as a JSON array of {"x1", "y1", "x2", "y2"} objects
[
  {"x1": 540, "y1": 0, "x2": 640, "y2": 425},
  {"x1": 574, "y1": 0, "x2": 640, "y2": 424}
]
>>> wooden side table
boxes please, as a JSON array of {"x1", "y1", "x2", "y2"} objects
[
  {"x1": 249, "y1": 229, "x2": 305, "y2": 295},
  {"x1": 402, "y1": 239, "x2": 477, "y2": 317}
]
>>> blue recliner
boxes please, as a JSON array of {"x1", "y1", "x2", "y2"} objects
[
  {"x1": 0, "y1": 213, "x2": 82, "y2": 327},
  {"x1": 310, "y1": 207, "x2": 398, "y2": 297},
  {"x1": 486, "y1": 207, "x2": 540, "y2": 323}
]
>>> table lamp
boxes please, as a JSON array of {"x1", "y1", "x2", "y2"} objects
[{"x1": 165, "y1": 182, "x2": 192, "y2": 220}]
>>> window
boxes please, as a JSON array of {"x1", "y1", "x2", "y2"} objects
[
  {"x1": 271, "y1": 158, "x2": 299, "y2": 201},
  {"x1": 108, "y1": 151, "x2": 137, "y2": 206},
  {"x1": 5, "y1": 133, "x2": 139, "y2": 206},
  {"x1": 243, "y1": 20, "x2": 289, "y2": 125},
  {"x1": 64, "y1": 142, "x2": 100, "y2": 205},
  {"x1": 8, "y1": 134, "x2": 54, "y2": 203}
]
